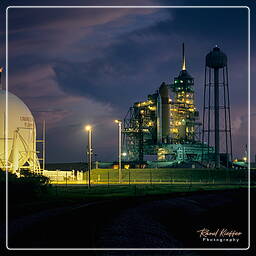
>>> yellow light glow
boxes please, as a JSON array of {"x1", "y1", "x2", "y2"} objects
[
  {"x1": 243, "y1": 157, "x2": 247, "y2": 162},
  {"x1": 148, "y1": 106, "x2": 156, "y2": 111},
  {"x1": 85, "y1": 125, "x2": 92, "y2": 131},
  {"x1": 140, "y1": 101, "x2": 151, "y2": 106}
]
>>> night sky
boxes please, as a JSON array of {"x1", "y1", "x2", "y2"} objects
[{"x1": 0, "y1": 0, "x2": 255, "y2": 163}]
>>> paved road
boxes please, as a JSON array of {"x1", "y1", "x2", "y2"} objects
[
  {"x1": 4, "y1": 189, "x2": 254, "y2": 256},
  {"x1": 97, "y1": 190, "x2": 248, "y2": 249}
]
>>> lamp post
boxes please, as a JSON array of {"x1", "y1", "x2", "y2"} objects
[
  {"x1": 85, "y1": 125, "x2": 92, "y2": 188},
  {"x1": 114, "y1": 120, "x2": 122, "y2": 183}
]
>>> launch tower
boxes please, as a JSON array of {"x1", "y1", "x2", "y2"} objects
[
  {"x1": 170, "y1": 43, "x2": 199, "y2": 143},
  {"x1": 123, "y1": 44, "x2": 213, "y2": 166}
]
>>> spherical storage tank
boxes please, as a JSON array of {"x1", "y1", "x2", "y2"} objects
[{"x1": 0, "y1": 90, "x2": 40, "y2": 172}]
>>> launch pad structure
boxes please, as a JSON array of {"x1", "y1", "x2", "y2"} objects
[{"x1": 123, "y1": 44, "x2": 220, "y2": 167}]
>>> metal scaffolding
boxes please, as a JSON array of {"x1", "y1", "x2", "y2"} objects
[{"x1": 123, "y1": 44, "x2": 211, "y2": 165}]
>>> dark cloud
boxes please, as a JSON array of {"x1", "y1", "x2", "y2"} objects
[
  {"x1": 4, "y1": 4, "x2": 254, "y2": 161},
  {"x1": 52, "y1": 7, "x2": 249, "y2": 109}
]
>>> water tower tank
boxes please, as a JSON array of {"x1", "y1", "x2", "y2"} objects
[
  {"x1": 0, "y1": 90, "x2": 40, "y2": 172},
  {"x1": 206, "y1": 46, "x2": 227, "y2": 68}
]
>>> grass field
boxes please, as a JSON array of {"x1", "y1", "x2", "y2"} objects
[
  {"x1": 9, "y1": 182, "x2": 252, "y2": 219},
  {"x1": 7, "y1": 167, "x2": 252, "y2": 220},
  {"x1": 49, "y1": 166, "x2": 251, "y2": 205},
  {"x1": 51, "y1": 167, "x2": 250, "y2": 185},
  {"x1": 54, "y1": 183, "x2": 251, "y2": 198}
]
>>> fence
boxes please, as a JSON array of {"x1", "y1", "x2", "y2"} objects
[{"x1": 44, "y1": 168, "x2": 250, "y2": 185}]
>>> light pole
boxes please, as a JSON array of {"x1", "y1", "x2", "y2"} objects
[
  {"x1": 114, "y1": 120, "x2": 122, "y2": 183},
  {"x1": 85, "y1": 125, "x2": 92, "y2": 188}
]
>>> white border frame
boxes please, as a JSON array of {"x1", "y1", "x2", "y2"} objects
[{"x1": 5, "y1": 5, "x2": 251, "y2": 251}]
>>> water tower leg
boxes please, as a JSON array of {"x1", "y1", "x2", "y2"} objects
[{"x1": 214, "y1": 68, "x2": 220, "y2": 168}]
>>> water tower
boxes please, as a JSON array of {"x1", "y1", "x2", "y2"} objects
[{"x1": 202, "y1": 46, "x2": 233, "y2": 168}]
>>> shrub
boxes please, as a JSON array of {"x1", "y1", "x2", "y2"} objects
[{"x1": 0, "y1": 169, "x2": 50, "y2": 204}]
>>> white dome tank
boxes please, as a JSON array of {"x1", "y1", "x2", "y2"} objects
[{"x1": 0, "y1": 90, "x2": 40, "y2": 172}]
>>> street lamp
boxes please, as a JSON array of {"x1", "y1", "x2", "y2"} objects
[
  {"x1": 114, "y1": 120, "x2": 122, "y2": 183},
  {"x1": 85, "y1": 125, "x2": 92, "y2": 188}
]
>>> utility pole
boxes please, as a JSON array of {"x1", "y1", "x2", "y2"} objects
[
  {"x1": 115, "y1": 120, "x2": 122, "y2": 183},
  {"x1": 85, "y1": 125, "x2": 92, "y2": 188}
]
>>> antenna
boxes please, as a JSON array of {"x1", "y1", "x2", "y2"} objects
[
  {"x1": 182, "y1": 43, "x2": 186, "y2": 71},
  {"x1": 0, "y1": 67, "x2": 3, "y2": 90}
]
